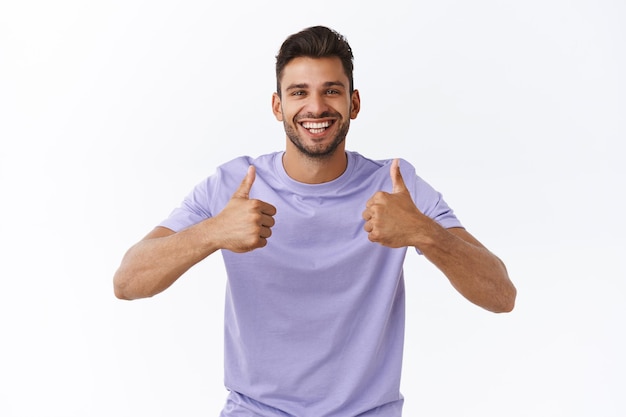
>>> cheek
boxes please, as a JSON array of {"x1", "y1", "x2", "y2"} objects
[{"x1": 282, "y1": 106, "x2": 300, "y2": 122}]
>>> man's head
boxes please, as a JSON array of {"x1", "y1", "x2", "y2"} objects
[
  {"x1": 275, "y1": 26, "x2": 354, "y2": 97},
  {"x1": 272, "y1": 26, "x2": 360, "y2": 162},
  {"x1": 271, "y1": 27, "x2": 360, "y2": 162}
]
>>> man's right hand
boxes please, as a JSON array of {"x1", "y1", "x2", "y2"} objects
[
  {"x1": 213, "y1": 165, "x2": 277, "y2": 253},
  {"x1": 113, "y1": 165, "x2": 276, "y2": 300}
]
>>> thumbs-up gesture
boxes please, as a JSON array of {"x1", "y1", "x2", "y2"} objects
[
  {"x1": 362, "y1": 159, "x2": 428, "y2": 248},
  {"x1": 213, "y1": 166, "x2": 277, "y2": 253}
]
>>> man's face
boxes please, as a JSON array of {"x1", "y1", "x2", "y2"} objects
[{"x1": 272, "y1": 57, "x2": 360, "y2": 159}]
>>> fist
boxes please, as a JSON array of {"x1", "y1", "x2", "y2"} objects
[
  {"x1": 214, "y1": 166, "x2": 277, "y2": 252},
  {"x1": 362, "y1": 159, "x2": 424, "y2": 248}
]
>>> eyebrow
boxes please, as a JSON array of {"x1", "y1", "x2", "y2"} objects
[{"x1": 285, "y1": 81, "x2": 346, "y2": 91}]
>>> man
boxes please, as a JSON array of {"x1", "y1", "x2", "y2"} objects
[{"x1": 114, "y1": 26, "x2": 516, "y2": 417}]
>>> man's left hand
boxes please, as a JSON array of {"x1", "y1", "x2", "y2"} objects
[{"x1": 362, "y1": 159, "x2": 431, "y2": 248}]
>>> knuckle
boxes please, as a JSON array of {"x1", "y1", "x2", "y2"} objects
[
  {"x1": 248, "y1": 212, "x2": 262, "y2": 223},
  {"x1": 247, "y1": 199, "x2": 261, "y2": 210}
]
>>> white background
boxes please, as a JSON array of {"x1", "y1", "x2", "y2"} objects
[{"x1": 1, "y1": 1, "x2": 624, "y2": 416}]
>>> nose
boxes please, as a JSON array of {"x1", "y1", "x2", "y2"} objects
[{"x1": 305, "y1": 92, "x2": 330, "y2": 117}]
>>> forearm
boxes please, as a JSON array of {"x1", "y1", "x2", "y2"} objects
[
  {"x1": 113, "y1": 221, "x2": 220, "y2": 300},
  {"x1": 363, "y1": 162, "x2": 515, "y2": 312},
  {"x1": 114, "y1": 178, "x2": 277, "y2": 300},
  {"x1": 417, "y1": 224, "x2": 516, "y2": 313}
]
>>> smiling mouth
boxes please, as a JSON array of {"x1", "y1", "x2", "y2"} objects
[{"x1": 300, "y1": 120, "x2": 334, "y2": 134}]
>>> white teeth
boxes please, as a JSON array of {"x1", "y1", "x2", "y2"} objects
[{"x1": 301, "y1": 121, "x2": 331, "y2": 129}]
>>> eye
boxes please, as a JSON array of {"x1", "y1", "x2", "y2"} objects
[
  {"x1": 291, "y1": 90, "x2": 306, "y2": 96},
  {"x1": 326, "y1": 89, "x2": 340, "y2": 95}
]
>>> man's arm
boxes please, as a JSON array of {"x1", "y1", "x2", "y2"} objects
[
  {"x1": 362, "y1": 160, "x2": 516, "y2": 313},
  {"x1": 416, "y1": 225, "x2": 514, "y2": 313},
  {"x1": 113, "y1": 166, "x2": 276, "y2": 300}
]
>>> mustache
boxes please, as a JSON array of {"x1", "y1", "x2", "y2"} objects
[{"x1": 295, "y1": 111, "x2": 341, "y2": 121}]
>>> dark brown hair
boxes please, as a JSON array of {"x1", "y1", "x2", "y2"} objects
[{"x1": 275, "y1": 26, "x2": 354, "y2": 97}]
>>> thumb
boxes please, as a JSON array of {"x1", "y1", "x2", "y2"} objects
[
  {"x1": 390, "y1": 159, "x2": 408, "y2": 193},
  {"x1": 233, "y1": 165, "x2": 256, "y2": 199}
]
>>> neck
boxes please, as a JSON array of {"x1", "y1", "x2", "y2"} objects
[{"x1": 282, "y1": 143, "x2": 348, "y2": 184}]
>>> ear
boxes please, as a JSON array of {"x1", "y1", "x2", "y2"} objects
[
  {"x1": 350, "y1": 89, "x2": 361, "y2": 119},
  {"x1": 272, "y1": 92, "x2": 283, "y2": 122}
]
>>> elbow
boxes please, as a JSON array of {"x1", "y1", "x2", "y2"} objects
[
  {"x1": 113, "y1": 270, "x2": 136, "y2": 301},
  {"x1": 113, "y1": 281, "x2": 130, "y2": 300},
  {"x1": 113, "y1": 268, "x2": 160, "y2": 300},
  {"x1": 114, "y1": 284, "x2": 132, "y2": 300},
  {"x1": 490, "y1": 261, "x2": 517, "y2": 313},
  {"x1": 492, "y1": 284, "x2": 517, "y2": 313},
  {"x1": 495, "y1": 301, "x2": 515, "y2": 314}
]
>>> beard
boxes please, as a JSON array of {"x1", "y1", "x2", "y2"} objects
[{"x1": 283, "y1": 111, "x2": 350, "y2": 160}]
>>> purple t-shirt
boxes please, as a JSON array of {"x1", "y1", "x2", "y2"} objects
[{"x1": 159, "y1": 151, "x2": 462, "y2": 416}]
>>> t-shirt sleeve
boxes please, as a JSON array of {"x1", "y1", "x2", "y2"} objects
[
  {"x1": 156, "y1": 156, "x2": 253, "y2": 233},
  {"x1": 402, "y1": 160, "x2": 463, "y2": 254},
  {"x1": 413, "y1": 174, "x2": 463, "y2": 230},
  {"x1": 158, "y1": 176, "x2": 216, "y2": 233}
]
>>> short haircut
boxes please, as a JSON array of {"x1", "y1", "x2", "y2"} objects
[{"x1": 275, "y1": 26, "x2": 354, "y2": 97}]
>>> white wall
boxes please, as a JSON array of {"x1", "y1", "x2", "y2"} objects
[{"x1": 1, "y1": 1, "x2": 624, "y2": 416}]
